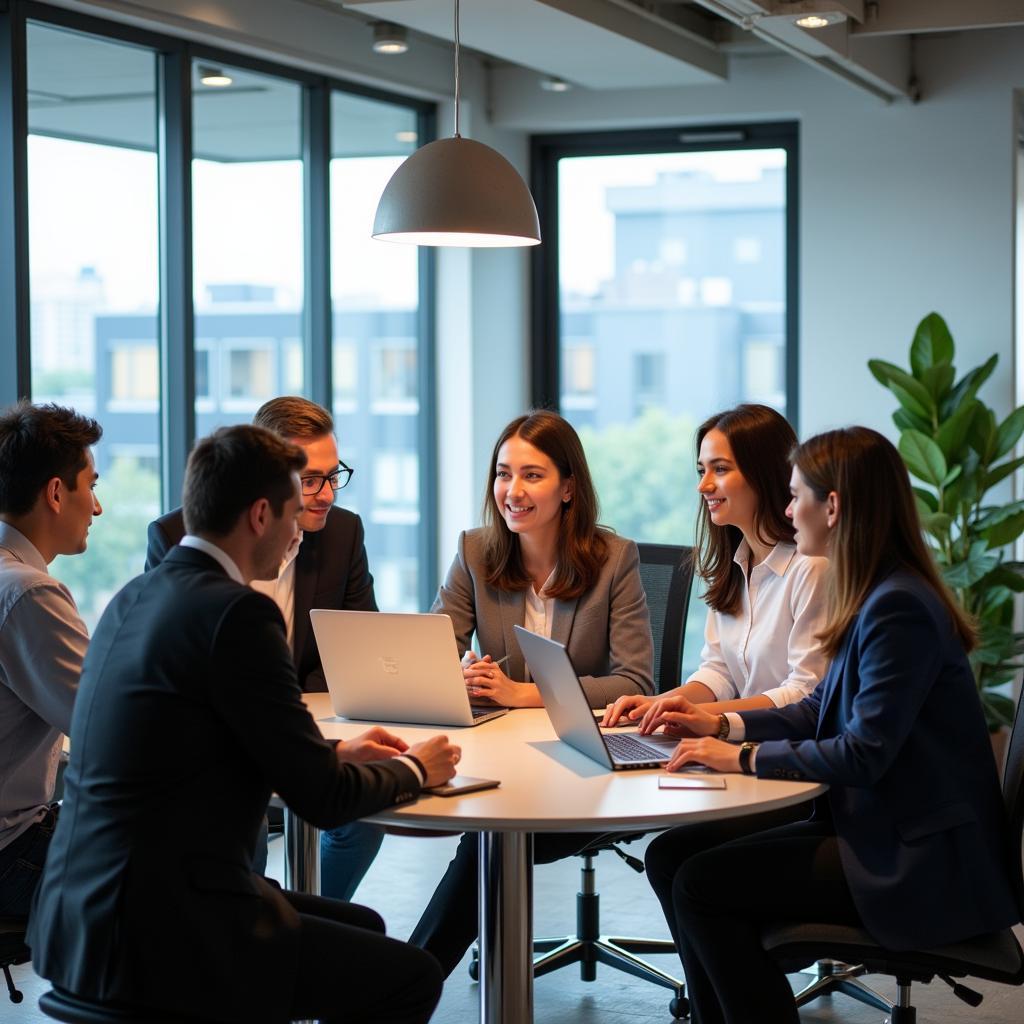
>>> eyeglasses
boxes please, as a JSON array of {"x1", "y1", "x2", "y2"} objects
[{"x1": 300, "y1": 462, "x2": 354, "y2": 496}]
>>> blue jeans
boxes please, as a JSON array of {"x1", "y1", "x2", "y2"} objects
[
  {"x1": 0, "y1": 805, "x2": 59, "y2": 918},
  {"x1": 320, "y1": 822, "x2": 385, "y2": 901}
]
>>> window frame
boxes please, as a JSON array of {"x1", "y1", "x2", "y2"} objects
[
  {"x1": 529, "y1": 121, "x2": 800, "y2": 431},
  {"x1": 0, "y1": 0, "x2": 438, "y2": 609}
]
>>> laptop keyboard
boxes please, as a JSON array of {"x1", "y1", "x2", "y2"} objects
[{"x1": 605, "y1": 733, "x2": 667, "y2": 762}]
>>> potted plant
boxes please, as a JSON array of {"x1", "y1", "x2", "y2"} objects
[{"x1": 869, "y1": 312, "x2": 1023, "y2": 756}]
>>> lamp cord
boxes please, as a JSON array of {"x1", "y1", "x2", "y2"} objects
[{"x1": 453, "y1": 0, "x2": 461, "y2": 137}]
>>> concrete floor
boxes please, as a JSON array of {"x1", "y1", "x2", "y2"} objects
[{"x1": 7, "y1": 830, "x2": 1024, "y2": 1023}]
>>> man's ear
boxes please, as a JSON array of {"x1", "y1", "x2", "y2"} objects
[
  {"x1": 248, "y1": 497, "x2": 272, "y2": 536},
  {"x1": 826, "y1": 491, "x2": 840, "y2": 529},
  {"x1": 41, "y1": 477, "x2": 63, "y2": 515}
]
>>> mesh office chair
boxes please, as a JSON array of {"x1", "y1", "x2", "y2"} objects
[
  {"x1": 512, "y1": 543, "x2": 695, "y2": 1017},
  {"x1": 761, "y1": 692, "x2": 1024, "y2": 1023}
]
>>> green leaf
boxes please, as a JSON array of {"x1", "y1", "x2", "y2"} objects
[
  {"x1": 910, "y1": 312, "x2": 955, "y2": 376},
  {"x1": 869, "y1": 360, "x2": 936, "y2": 417},
  {"x1": 942, "y1": 354, "x2": 998, "y2": 420},
  {"x1": 974, "y1": 500, "x2": 1024, "y2": 531},
  {"x1": 913, "y1": 487, "x2": 938, "y2": 513},
  {"x1": 984, "y1": 455, "x2": 1024, "y2": 490},
  {"x1": 982, "y1": 564, "x2": 1024, "y2": 593},
  {"x1": 943, "y1": 541, "x2": 999, "y2": 588},
  {"x1": 934, "y1": 398, "x2": 979, "y2": 460},
  {"x1": 968, "y1": 407, "x2": 997, "y2": 463},
  {"x1": 941, "y1": 464, "x2": 962, "y2": 487},
  {"x1": 981, "y1": 691, "x2": 1017, "y2": 731},
  {"x1": 983, "y1": 510, "x2": 1024, "y2": 549},
  {"x1": 920, "y1": 363, "x2": 956, "y2": 400},
  {"x1": 893, "y1": 407, "x2": 934, "y2": 434},
  {"x1": 920, "y1": 511, "x2": 953, "y2": 537},
  {"x1": 898, "y1": 430, "x2": 947, "y2": 487},
  {"x1": 994, "y1": 406, "x2": 1024, "y2": 461}
]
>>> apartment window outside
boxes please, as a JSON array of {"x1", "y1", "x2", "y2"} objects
[
  {"x1": 535, "y1": 124, "x2": 796, "y2": 672},
  {"x1": 25, "y1": 21, "x2": 161, "y2": 627}
]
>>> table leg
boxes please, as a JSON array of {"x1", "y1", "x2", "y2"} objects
[
  {"x1": 283, "y1": 808, "x2": 320, "y2": 894},
  {"x1": 478, "y1": 831, "x2": 533, "y2": 1024}
]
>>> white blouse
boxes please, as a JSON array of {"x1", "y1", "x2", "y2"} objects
[{"x1": 689, "y1": 540, "x2": 829, "y2": 707}]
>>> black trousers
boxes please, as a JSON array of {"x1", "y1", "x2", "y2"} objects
[
  {"x1": 409, "y1": 831, "x2": 594, "y2": 977},
  {"x1": 287, "y1": 891, "x2": 443, "y2": 1024},
  {"x1": 647, "y1": 816, "x2": 860, "y2": 1024}
]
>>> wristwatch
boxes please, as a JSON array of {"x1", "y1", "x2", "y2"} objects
[
  {"x1": 738, "y1": 741, "x2": 757, "y2": 775},
  {"x1": 716, "y1": 713, "x2": 730, "y2": 740}
]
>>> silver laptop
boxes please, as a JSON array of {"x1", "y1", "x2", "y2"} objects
[
  {"x1": 311, "y1": 610, "x2": 508, "y2": 727},
  {"x1": 514, "y1": 625, "x2": 680, "y2": 770}
]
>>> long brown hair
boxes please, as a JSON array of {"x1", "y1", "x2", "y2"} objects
[
  {"x1": 695, "y1": 404, "x2": 797, "y2": 616},
  {"x1": 792, "y1": 426, "x2": 976, "y2": 657},
  {"x1": 481, "y1": 411, "x2": 608, "y2": 599}
]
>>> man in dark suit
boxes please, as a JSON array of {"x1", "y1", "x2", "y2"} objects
[
  {"x1": 28, "y1": 425, "x2": 460, "y2": 1024},
  {"x1": 146, "y1": 397, "x2": 382, "y2": 896}
]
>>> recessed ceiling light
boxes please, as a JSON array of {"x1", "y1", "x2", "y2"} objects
[
  {"x1": 540, "y1": 76, "x2": 571, "y2": 93},
  {"x1": 794, "y1": 12, "x2": 844, "y2": 29},
  {"x1": 373, "y1": 22, "x2": 409, "y2": 55},
  {"x1": 395, "y1": 130, "x2": 418, "y2": 144},
  {"x1": 198, "y1": 65, "x2": 232, "y2": 87}
]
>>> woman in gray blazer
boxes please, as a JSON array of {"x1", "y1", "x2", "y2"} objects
[{"x1": 410, "y1": 410, "x2": 655, "y2": 975}]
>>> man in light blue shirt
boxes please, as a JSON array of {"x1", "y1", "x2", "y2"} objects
[{"x1": 0, "y1": 401, "x2": 101, "y2": 917}]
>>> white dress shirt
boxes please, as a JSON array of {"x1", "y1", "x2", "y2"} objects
[
  {"x1": 521, "y1": 570, "x2": 556, "y2": 682},
  {"x1": 249, "y1": 533, "x2": 302, "y2": 648},
  {"x1": 689, "y1": 540, "x2": 828, "y2": 708}
]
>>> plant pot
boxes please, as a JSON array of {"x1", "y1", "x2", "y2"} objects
[{"x1": 990, "y1": 726, "x2": 1011, "y2": 779}]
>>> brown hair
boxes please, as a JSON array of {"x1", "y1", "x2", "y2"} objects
[
  {"x1": 0, "y1": 401, "x2": 102, "y2": 517},
  {"x1": 695, "y1": 404, "x2": 797, "y2": 616},
  {"x1": 183, "y1": 425, "x2": 307, "y2": 537},
  {"x1": 792, "y1": 426, "x2": 976, "y2": 657},
  {"x1": 481, "y1": 410, "x2": 608, "y2": 600},
  {"x1": 252, "y1": 396, "x2": 333, "y2": 441}
]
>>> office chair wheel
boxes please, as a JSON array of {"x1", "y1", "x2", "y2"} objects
[
  {"x1": 669, "y1": 994, "x2": 689, "y2": 1018},
  {"x1": 468, "y1": 949, "x2": 479, "y2": 981}
]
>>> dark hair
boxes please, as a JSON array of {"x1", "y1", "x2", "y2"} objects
[
  {"x1": 0, "y1": 401, "x2": 102, "y2": 516},
  {"x1": 792, "y1": 426, "x2": 976, "y2": 657},
  {"x1": 481, "y1": 410, "x2": 607, "y2": 600},
  {"x1": 252, "y1": 396, "x2": 333, "y2": 440},
  {"x1": 182, "y1": 425, "x2": 307, "y2": 537},
  {"x1": 695, "y1": 404, "x2": 797, "y2": 616}
]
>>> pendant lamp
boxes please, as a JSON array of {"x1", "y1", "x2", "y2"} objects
[{"x1": 372, "y1": 0, "x2": 541, "y2": 248}]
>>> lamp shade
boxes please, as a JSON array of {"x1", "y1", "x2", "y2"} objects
[{"x1": 372, "y1": 136, "x2": 541, "y2": 247}]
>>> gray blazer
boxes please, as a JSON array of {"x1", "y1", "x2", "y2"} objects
[{"x1": 432, "y1": 529, "x2": 654, "y2": 707}]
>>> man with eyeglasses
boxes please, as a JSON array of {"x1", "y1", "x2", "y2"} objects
[
  {"x1": 145, "y1": 398, "x2": 384, "y2": 896},
  {"x1": 146, "y1": 397, "x2": 376, "y2": 694}
]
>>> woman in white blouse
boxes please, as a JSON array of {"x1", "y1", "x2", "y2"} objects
[
  {"x1": 604, "y1": 404, "x2": 829, "y2": 1019},
  {"x1": 603, "y1": 402, "x2": 828, "y2": 728}
]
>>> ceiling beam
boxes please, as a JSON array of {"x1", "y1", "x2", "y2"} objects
[{"x1": 853, "y1": 0, "x2": 1024, "y2": 36}]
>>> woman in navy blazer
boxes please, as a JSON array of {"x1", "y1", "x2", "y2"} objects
[{"x1": 642, "y1": 426, "x2": 1017, "y2": 1024}]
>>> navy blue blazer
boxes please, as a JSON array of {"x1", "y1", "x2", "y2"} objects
[
  {"x1": 145, "y1": 505, "x2": 377, "y2": 692},
  {"x1": 740, "y1": 570, "x2": 1016, "y2": 950}
]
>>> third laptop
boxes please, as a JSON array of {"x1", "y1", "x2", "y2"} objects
[{"x1": 513, "y1": 625, "x2": 680, "y2": 769}]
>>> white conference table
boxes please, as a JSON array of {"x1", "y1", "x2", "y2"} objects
[{"x1": 286, "y1": 693, "x2": 824, "y2": 1024}]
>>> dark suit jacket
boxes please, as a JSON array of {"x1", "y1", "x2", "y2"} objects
[
  {"x1": 740, "y1": 570, "x2": 1017, "y2": 951},
  {"x1": 433, "y1": 528, "x2": 654, "y2": 707},
  {"x1": 145, "y1": 505, "x2": 377, "y2": 691},
  {"x1": 28, "y1": 546, "x2": 419, "y2": 1023}
]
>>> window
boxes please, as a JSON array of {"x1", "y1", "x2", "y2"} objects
[
  {"x1": 192, "y1": 61, "x2": 305, "y2": 428},
  {"x1": 330, "y1": 91, "x2": 430, "y2": 611},
  {"x1": 533, "y1": 124, "x2": 797, "y2": 672},
  {"x1": 4, "y1": 6, "x2": 436, "y2": 621},
  {"x1": 25, "y1": 21, "x2": 161, "y2": 627}
]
